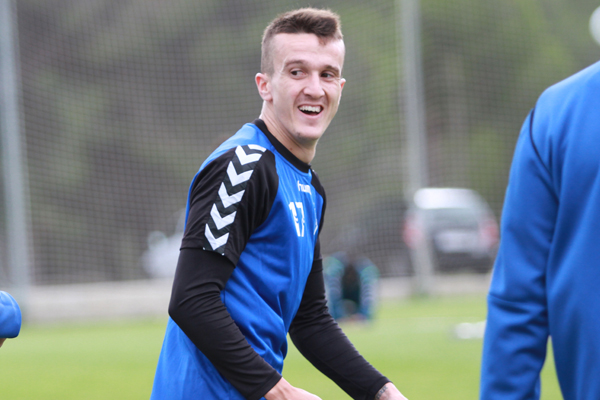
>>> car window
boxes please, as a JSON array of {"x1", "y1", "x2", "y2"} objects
[{"x1": 425, "y1": 208, "x2": 480, "y2": 228}]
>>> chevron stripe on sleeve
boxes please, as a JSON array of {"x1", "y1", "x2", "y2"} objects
[{"x1": 204, "y1": 144, "x2": 266, "y2": 254}]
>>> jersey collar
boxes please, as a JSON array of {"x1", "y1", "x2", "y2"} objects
[{"x1": 253, "y1": 119, "x2": 311, "y2": 173}]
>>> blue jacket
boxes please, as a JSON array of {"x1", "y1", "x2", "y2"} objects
[
  {"x1": 0, "y1": 291, "x2": 22, "y2": 338},
  {"x1": 481, "y1": 60, "x2": 600, "y2": 400}
]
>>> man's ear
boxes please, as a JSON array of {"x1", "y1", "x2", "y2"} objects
[
  {"x1": 338, "y1": 78, "x2": 346, "y2": 104},
  {"x1": 255, "y1": 73, "x2": 272, "y2": 101}
]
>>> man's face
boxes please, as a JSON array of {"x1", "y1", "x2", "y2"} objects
[{"x1": 257, "y1": 33, "x2": 346, "y2": 151}]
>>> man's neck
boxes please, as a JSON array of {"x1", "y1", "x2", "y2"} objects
[{"x1": 259, "y1": 113, "x2": 317, "y2": 164}]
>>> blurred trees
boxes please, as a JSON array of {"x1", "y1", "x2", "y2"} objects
[
  {"x1": 421, "y1": 0, "x2": 599, "y2": 211},
  {"x1": 8, "y1": 0, "x2": 600, "y2": 282}
]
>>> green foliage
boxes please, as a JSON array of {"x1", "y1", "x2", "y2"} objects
[{"x1": 414, "y1": 0, "x2": 599, "y2": 213}]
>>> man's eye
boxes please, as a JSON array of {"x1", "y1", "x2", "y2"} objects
[{"x1": 291, "y1": 70, "x2": 302, "y2": 76}]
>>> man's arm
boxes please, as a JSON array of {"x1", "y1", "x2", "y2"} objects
[
  {"x1": 480, "y1": 109, "x2": 556, "y2": 399},
  {"x1": 289, "y1": 255, "x2": 407, "y2": 400},
  {"x1": 169, "y1": 248, "x2": 282, "y2": 400}
]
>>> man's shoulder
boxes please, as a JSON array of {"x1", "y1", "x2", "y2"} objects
[
  {"x1": 201, "y1": 123, "x2": 272, "y2": 169},
  {"x1": 531, "y1": 60, "x2": 600, "y2": 149},
  {"x1": 538, "y1": 61, "x2": 600, "y2": 110}
]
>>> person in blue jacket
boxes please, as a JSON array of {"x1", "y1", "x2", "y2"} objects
[
  {"x1": 0, "y1": 291, "x2": 22, "y2": 348},
  {"x1": 324, "y1": 251, "x2": 380, "y2": 322},
  {"x1": 480, "y1": 60, "x2": 600, "y2": 400}
]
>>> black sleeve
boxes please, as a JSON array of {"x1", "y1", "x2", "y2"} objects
[
  {"x1": 169, "y1": 248, "x2": 282, "y2": 400},
  {"x1": 181, "y1": 146, "x2": 277, "y2": 265},
  {"x1": 289, "y1": 242, "x2": 390, "y2": 400}
]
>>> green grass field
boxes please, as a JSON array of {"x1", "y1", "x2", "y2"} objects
[{"x1": 0, "y1": 294, "x2": 561, "y2": 399}]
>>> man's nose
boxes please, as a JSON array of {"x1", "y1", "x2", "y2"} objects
[{"x1": 303, "y1": 73, "x2": 325, "y2": 97}]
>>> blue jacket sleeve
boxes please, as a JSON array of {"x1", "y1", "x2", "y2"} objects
[
  {"x1": 0, "y1": 291, "x2": 22, "y2": 338},
  {"x1": 480, "y1": 109, "x2": 557, "y2": 400}
]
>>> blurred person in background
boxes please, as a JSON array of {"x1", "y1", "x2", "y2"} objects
[
  {"x1": 324, "y1": 251, "x2": 379, "y2": 322},
  {"x1": 0, "y1": 291, "x2": 22, "y2": 348},
  {"x1": 151, "y1": 8, "x2": 407, "y2": 400},
  {"x1": 480, "y1": 60, "x2": 600, "y2": 399}
]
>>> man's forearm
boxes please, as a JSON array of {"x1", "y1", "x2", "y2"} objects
[
  {"x1": 289, "y1": 261, "x2": 390, "y2": 399},
  {"x1": 170, "y1": 248, "x2": 281, "y2": 400}
]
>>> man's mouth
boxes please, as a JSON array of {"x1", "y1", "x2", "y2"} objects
[{"x1": 299, "y1": 105, "x2": 323, "y2": 115}]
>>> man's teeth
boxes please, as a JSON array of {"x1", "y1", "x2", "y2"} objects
[{"x1": 299, "y1": 106, "x2": 322, "y2": 113}]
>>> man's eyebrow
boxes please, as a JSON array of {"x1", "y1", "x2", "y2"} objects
[
  {"x1": 283, "y1": 59, "x2": 341, "y2": 74},
  {"x1": 323, "y1": 65, "x2": 342, "y2": 75},
  {"x1": 283, "y1": 59, "x2": 307, "y2": 69}
]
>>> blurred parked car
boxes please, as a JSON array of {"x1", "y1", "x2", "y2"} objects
[
  {"x1": 402, "y1": 187, "x2": 499, "y2": 273},
  {"x1": 141, "y1": 209, "x2": 185, "y2": 278}
]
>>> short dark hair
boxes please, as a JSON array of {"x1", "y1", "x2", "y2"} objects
[{"x1": 261, "y1": 8, "x2": 343, "y2": 74}]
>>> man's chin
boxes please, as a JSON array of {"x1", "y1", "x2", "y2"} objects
[
  {"x1": 295, "y1": 122, "x2": 329, "y2": 141},
  {"x1": 296, "y1": 129, "x2": 325, "y2": 144}
]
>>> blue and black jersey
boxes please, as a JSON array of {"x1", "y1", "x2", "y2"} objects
[{"x1": 151, "y1": 120, "x2": 389, "y2": 400}]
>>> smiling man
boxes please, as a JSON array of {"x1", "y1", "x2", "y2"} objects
[
  {"x1": 256, "y1": 29, "x2": 345, "y2": 163},
  {"x1": 150, "y1": 8, "x2": 407, "y2": 400}
]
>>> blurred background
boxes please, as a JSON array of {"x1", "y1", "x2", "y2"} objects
[
  {"x1": 1, "y1": 0, "x2": 600, "y2": 310},
  {"x1": 2, "y1": 0, "x2": 599, "y2": 398}
]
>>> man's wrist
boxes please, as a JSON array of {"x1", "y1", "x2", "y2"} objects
[
  {"x1": 374, "y1": 382, "x2": 408, "y2": 400},
  {"x1": 374, "y1": 383, "x2": 389, "y2": 400},
  {"x1": 264, "y1": 377, "x2": 291, "y2": 400}
]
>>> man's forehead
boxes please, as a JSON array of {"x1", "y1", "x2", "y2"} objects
[
  {"x1": 271, "y1": 33, "x2": 345, "y2": 66},
  {"x1": 272, "y1": 32, "x2": 344, "y2": 47}
]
